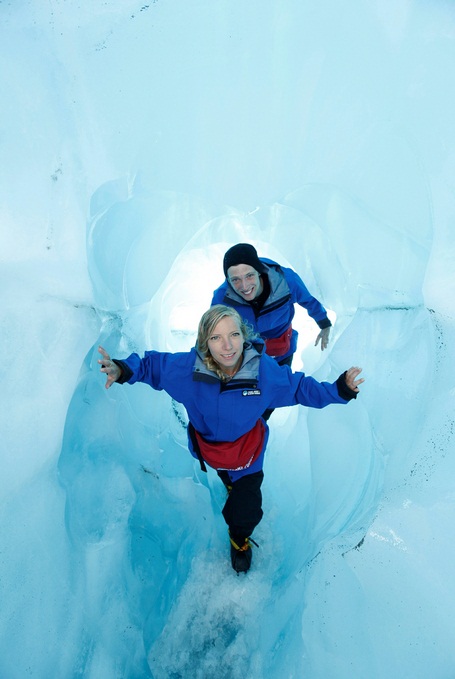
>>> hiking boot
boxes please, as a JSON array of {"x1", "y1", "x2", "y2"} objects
[{"x1": 229, "y1": 534, "x2": 258, "y2": 573}]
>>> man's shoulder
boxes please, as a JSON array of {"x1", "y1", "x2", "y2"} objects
[
  {"x1": 212, "y1": 280, "x2": 228, "y2": 300},
  {"x1": 260, "y1": 256, "x2": 280, "y2": 269},
  {"x1": 261, "y1": 258, "x2": 297, "y2": 281}
]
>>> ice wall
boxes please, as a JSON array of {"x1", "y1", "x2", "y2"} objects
[{"x1": 1, "y1": 2, "x2": 455, "y2": 678}]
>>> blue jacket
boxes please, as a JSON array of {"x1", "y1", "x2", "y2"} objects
[
  {"x1": 211, "y1": 258, "x2": 331, "y2": 360},
  {"x1": 115, "y1": 339, "x2": 355, "y2": 481}
]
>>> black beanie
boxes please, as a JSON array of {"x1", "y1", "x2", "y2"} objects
[{"x1": 223, "y1": 243, "x2": 266, "y2": 277}]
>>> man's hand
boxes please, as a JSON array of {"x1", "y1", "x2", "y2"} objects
[
  {"x1": 315, "y1": 327, "x2": 330, "y2": 351},
  {"x1": 98, "y1": 346, "x2": 121, "y2": 389}
]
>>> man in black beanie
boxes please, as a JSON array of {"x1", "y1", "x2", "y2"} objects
[{"x1": 212, "y1": 243, "x2": 331, "y2": 369}]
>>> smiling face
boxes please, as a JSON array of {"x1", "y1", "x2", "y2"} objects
[
  {"x1": 207, "y1": 315, "x2": 244, "y2": 374},
  {"x1": 227, "y1": 264, "x2": 263, "y2": 301}
]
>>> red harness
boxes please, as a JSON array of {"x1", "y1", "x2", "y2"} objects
[
  {"x1": 264, "y1": 324, "x2": 292, "y2": 357},
  {"x1": 194, "y1": 419, "x2": 266, "y2": 471}
]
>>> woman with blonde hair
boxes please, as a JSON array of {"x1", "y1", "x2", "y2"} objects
[{"x1": 99, "y1": 305, "x2": 363, "y2": 573}]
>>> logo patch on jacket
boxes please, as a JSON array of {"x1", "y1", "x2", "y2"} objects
[{"x1": 242, "y1": 389, "x2": 261, "y2": 396}]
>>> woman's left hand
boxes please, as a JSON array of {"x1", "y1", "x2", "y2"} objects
[
  {"x1": 345, "y1": 366, "x2": 364, "y2": 392},
  {"x1": 98, "y1": 345, "x2": 121, "y2": 389}
]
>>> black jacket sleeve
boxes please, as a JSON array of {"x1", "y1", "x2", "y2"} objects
[
  {"x1": 112, "y1": 359, "x2": 133, "y2": 385},
  {"x1": 317, "y1": 317, "x2": 332, "y2": 330},
  {"x1": 336, "y1": 372, "x2": 358, "y2": 401}
]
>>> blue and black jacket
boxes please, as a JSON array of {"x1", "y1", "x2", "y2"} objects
[{"x1": 114, "y1": 339, "x2": 356, "y2": 481}]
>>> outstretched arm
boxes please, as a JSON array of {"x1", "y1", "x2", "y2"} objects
[{"x1": 98, "y1": 346, "x2": 122, "y2": 389}]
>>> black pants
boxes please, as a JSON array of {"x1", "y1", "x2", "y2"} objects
[
  {"x1": 262, "y1": 353, "x2": 294, "y2": 421},
  {"x1": 217, "y1": 470, "x2": 264, "y2": 542}
]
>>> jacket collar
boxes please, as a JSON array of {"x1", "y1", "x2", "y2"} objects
[{"x1": 192, "y1": 340, "x2": 264, "y2": 384}]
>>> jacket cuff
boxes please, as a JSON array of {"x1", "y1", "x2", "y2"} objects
[
  {"x1": 317, "y1": 317, "x2": 332, "y2": 330},
  {"x1": 112, "y1": 359, "x2": 133, "y2": 384},
  {"x1": 336, "y1": 371, "x2": 357, "y2": 401}
]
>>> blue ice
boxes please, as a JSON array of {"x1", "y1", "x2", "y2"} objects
[{"x1": 1, "y1": 2, "x2": 455, "y2": 678}]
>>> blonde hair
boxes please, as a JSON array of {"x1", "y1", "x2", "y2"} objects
[{"x1": 197, "y1": 305, "x2": 257, "y2": 381}]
